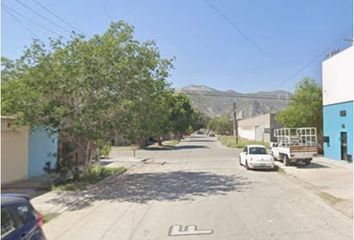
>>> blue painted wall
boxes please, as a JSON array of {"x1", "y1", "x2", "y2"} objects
[
  {"x1": 28, "y1": 126, "x2": 58, "y2": 177},
  {"x1": 323, "y1": 101, "x2": 353, "y2": 160}
]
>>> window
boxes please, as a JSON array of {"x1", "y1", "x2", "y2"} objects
[
  {"x1": 340, "y1": 110, "x2": 346, "y2": 117},
  {"x1": 249, "y1": 147, "x2": 267, "y2": 155},
  {"x1": 1, "y1": 207, "x2": 16, "y2": 237},
  {"x1": 16, "y1": 204, "x2": 33, "y2": 225},
  {"x1": 243, "y1": 147, "x2": 247, "y2": 153}
]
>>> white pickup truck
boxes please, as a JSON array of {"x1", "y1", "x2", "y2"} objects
[{"x1": 271, "y1": 128, "x2": 318, "y2": 166}]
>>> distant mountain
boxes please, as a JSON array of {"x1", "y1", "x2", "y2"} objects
[{"x1": 178, "y1": 85, "x2": 292, "y2": 119}]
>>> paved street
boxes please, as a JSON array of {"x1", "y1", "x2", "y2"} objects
[{"x1": 43, "y1": 136, "x2": 352, "y2": 240}]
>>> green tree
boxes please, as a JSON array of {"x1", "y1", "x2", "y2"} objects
[
  {"x1": 1, "y1": 21, "x2": 173, "y2": 169},
  {"x1": 276, "y1": 77, "x2": 323, "y2": 142},
  {"x1": 168, "y1": 93, "x2": 195, "y2": 138},
  {"x1": 208, "y1": 114, "x2": 232, "y2": 135}
]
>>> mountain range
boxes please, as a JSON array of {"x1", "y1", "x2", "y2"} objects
[{"x1": 178, "y1": 85, "x2": 292, "y2": 119}]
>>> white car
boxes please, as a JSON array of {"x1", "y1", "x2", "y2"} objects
[{"x1": 239, "y1": 145, "x2": 275, "y2": 170}]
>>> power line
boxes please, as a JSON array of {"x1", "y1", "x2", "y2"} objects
[
  {"x1": 14, "y1": 0, "x2": 72, "y2": 34},
  {"x1": 3, "y1": 3, "x2": 63, "y2": 37},
  {"x1": 102, "y1": 0, "x2": 112, "y2": 24},
  {"x1": 3, "y1": 6, "x2": 39, "y2": 39},
  {"x1": 32, "y1": 0, "x2": 84, "y2": 35},
  {"x1": 182, "y1": 92, "x2": 290, "y2": 100},
  {"x1": 273, "y1": 27, "x2": 353, "y2": 89},
  {"x1": 204, "y1": 0, "x2": 272, "y2": 59}
]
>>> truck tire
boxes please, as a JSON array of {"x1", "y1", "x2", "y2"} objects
[
  {"x1": 283, "y1": 155, "x2": 289, "y2": 166},
  {"x1": 304, "y1": 158, "x2": 312, "y2": 165}
]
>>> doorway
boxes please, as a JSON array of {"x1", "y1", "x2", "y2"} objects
[{"x1": 340, "y1": 132, "x2": 347, "y2": 161}]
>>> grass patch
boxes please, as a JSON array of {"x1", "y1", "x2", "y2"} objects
[
  {"x1": 163, "y1": 139, "x2": 180, "y2": 147},
  {"x1": 43, "y1": 212, "x2": 60, "y2": 224},
  {"x1": 52, "y1": 165, "x2": 126, "y2": 192},
  {"x1": 218, "y1": 135, "x2": 270, "y2": 149},
  {"x1": 318, "y1": 192, "x2": 344, "y2": 205}
]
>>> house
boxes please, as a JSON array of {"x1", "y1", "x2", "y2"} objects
[
  {"x1": 1, "y1": 116, "x2": 58, "y2": 184},
  {"x1": 322, "y1": 46, "x2": 354, "y2": 161},
  {"x1": 237, "y1": 113, "x2": 282, "y2": 143}
]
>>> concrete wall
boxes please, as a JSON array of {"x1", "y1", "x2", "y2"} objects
[
  {"x1": 323, "y1": 101, "x2": 353, "y2": 161},
  {"x1": 238, "y1": 113, "x2": 280, "y2": 143},
  {"x1": 28, "y1": 126, "x2": 58, "y2": 177},
  {"x1": 1, "y1": 118, "x2": 30, "y2": 184},
  {"x1": 322, "y1": 46, "x2": 354, "y2": 161},
  {"x1": 322, "y1": 46, "x2": 354, "y2": 105}
]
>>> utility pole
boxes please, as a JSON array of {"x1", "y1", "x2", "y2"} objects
[{"x1": 233, "y1": 102, "x2": 239, "y2": 144}]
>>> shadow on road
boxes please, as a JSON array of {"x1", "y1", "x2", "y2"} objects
[
  {"x1": 182, "y1": 139, "x2": 216, "y2": 143},
  {"x1": 48, "y1": 171, "x2": 251, "y2": 211},
  {"x1": 283, "y1": 162, "x2": 330, "y2": 169},
  {"x1": 144, "y1": 145, "x2": 209, "y2": 151}
]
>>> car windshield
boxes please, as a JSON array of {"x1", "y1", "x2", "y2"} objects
[{"x1": 249, "y1": 147, "x2": 267, "y2": 155}]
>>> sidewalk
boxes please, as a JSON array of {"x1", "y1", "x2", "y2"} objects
[
  {"x1": 275, "y1": 156, "x2": 353, "y2": 218},
  {"x1": 30, "y1": 156, "x2": 148, "y2": 219}
]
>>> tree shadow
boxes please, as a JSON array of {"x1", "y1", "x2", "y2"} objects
[
  {"x1": 182, "y1": 139, "x2": 216, "y2": 143},
  {"x1": 175, "y1": 145, "x2": 209, "y2": 150},
  {"x1": 143, "y1": 145, "x2": 208, "y2": 151},
  {"x1": 47, "y1": 171, "x2": 252, "y2": 211}
]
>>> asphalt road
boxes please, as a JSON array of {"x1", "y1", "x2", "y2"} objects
[{"x1": 43, "y1": 135, "x2": 352, "y2": 240}]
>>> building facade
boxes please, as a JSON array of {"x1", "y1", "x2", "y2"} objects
[
  {"x1": 237, "y1": 113, "x2": 282, "y2": 143},
  {"x1": 1, "y1": 117, "x2": 58, "y2": 184},
  {"x1": 322, "y1": 46, "x2": 354, "y2": 161}
]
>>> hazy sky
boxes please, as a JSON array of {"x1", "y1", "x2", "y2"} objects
[{"x1": 2, "y1": 0, "x2": 353, "y2": 93}]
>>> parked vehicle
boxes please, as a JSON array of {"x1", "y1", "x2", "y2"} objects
[
  {"x1": 271, "y1": 128, "x2": 318, "y2": 166},
  {"x1": 1, "y1": 194, "x2": 46, "y2": 240},
  {"x1": 239, "y1": 145, "x2": 275, "y2": 170}
]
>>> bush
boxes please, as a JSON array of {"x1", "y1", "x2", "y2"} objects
[
  {"x1": 217, "y1": 135, "x2": 270, "y2": 149},
  {"x1": 100, "y1": 144, "x2": 112, "y2": 158},
  {"x1": 52, "y1": 165, "x2": 126, "y2": 191}
]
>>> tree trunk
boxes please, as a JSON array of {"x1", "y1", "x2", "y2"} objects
[{"x1": 157, "y1": 137, "x2": 163, "y2": 146}]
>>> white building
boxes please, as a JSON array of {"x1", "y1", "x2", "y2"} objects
[
  {"x1": 237, "y1": 113, "x2": 281, "y2": 143},
  {"x1": 322, "y1": 45, "x2": 354, "y2": 161}
]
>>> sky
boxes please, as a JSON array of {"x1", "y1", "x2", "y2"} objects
[{"x1": 1, "y1": 0, "x2": 353, "y2": 93}]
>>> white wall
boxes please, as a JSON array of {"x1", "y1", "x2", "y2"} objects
[
  {"x1": 238, "y1": 128, "x2": 255, "y2": 141},
  {"x1": 322, "y1": 46, "x2": 354, "y2": 105}
]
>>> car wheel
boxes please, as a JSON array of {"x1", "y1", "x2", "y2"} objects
[
  {"x1": 239, "y1": 157, "x2": 242, "y2": 166},
  {"x1": 245, "y1": 160, "x2": 250, "y2": 170},
  {"x1": 283, "y1": 155, "x2": 289, "y2": 166}
]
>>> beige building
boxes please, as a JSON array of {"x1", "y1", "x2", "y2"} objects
[
  {"x1": 1, "y1": 116, "x2": 30, "y2": 184},
  {"x1": 238, "y1": 113, "x2": 281, "y2": 143}
]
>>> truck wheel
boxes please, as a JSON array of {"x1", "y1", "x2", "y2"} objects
[
  {"x1": 245, "y1": 160, "x2": 250, "y2": 170},
  {"x1": 283, "y1": 155, "x2": 289, "y2": 166},
  {"x1": 304, "y1": 159, "x2": 312, "y2": 166}
]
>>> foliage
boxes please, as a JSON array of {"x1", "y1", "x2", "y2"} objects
[
  {"x1": 100, "y1": 144, "x2": 112, "y2": 158},
  {"x1": 167, "y1": 93, "x2": 195, "y2": 136},
  {"x1": 276, "y1": 77, "x2": 323, "y2": 134},
  {"x1": 208, "y1": 114, "x2": 232, "y2": 135},
  {"x1": 218, "y1": 135, "x2": 270, "y2": 149},
  {"x1": 1, "y1": 21, "x2": 173, "y2": 167},
  {"x1": 52, "y1": 165, "x2": 126, "y2": 191},
  {"x1": 190, "y1": 110, "x2": 210, "y2": 131}
]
